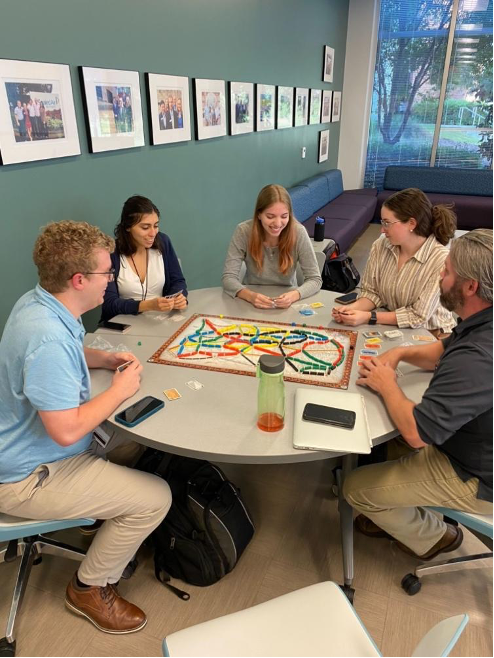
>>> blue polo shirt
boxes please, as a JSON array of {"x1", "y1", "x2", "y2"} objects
[{"x1": 0, "y1": 285, "x2": 92, "y2": 483}]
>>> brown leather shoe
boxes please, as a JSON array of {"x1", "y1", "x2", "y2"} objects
[
  {"x1": 354, "y1": 514, "x2": 393, "y2": 539},
  {"x1": 396, "y1": 523, "x2": 464, "y2": 561},
  {"x1": 65, "y1": 573, "x2": 147, "y2": 634}
]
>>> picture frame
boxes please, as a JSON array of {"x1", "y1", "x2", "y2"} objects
[
  {"x1": 229, "y1": 81, "x2": 254, "y2": 136},
  {"x1": 318, "y1": 129, "x2": 329, "y2": 163},
  {"x1": 294, "y1": 88, "x2": 309, "y2": 127},
  {"x1": 0, "y1": 58, "x2": 80, "y2": 165},
  {"x1": 256, "y1": 83, "x2": 275, "y2": 131},
  {"x1": 309, "y1": 89, "x2": 322, "y2": 125},
  {"x1": 332, "y1": 91, "x2": 342, "y2": 122},
  {"x1": 321, "y1": 90, "x2": 333, "y2": 123},
  {"x1": 323, "y1": 45, "x2": 335, "y2": 83},
  {"x1": 80, "y1": 66, "x2": 145, "y2": 153},
  {"x1": 147, "y1": 73, "x2": 191, "y2": 145},
  {"x1": 277, "y1": 86, "x2": 293, "y2": 129},
  {"x1": 194, "y1": 78, "x2": 227, "y2": 140}
]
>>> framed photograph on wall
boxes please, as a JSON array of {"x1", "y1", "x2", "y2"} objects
[
  {"x1": 332, "y1": 91, "x2": 342, "y2": 122},
  {"x1": 294, "y1": 88, "x2": 308, "y2": 127},
  {"x1": 277, "y1": 86, "x2": 293, "y2": 129},
  {"x1": 323, "y1": 45, "x2": 335, "y2": 83},
  {"x1": 194, "y1": 78, "x2": 226, "y2": 140},
  {"x1": 147, "y1": 73, "x2": 191, "y2": 145},
  {"x1": 0, "y1": 58, "x2": 80, "y2": 165},
  {"x1": 321, "y1": 90, "x2": 332, "y2": 123},
  {"x1": 318, "y1": 129, "x2": 329, "y2": 163},
  {"x1": 309, "y1": 89, "x2": 322, "y2": 125},
  {"x1": 80, "y1": 66, "x2": 145, "y2": 153},
  {"x1": 256, "y1": 83, "x2": 275, "y2": 131},
  {"x1": 230, "y1": 81, "x2": 254, "y2": 136}
]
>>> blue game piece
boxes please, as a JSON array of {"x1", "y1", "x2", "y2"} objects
[{"x1": 291, "y1": 322, "x2": 296, "y2": 326}]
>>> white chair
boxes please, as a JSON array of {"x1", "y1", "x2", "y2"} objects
[
  {"x1": 402, "y1": 508, "x2": 493, "y2": 596},
  {"x1": 0, "y1": 513, "x2": 94, "y2": 657},
  {"x1": 162, "y1": 581, "x2": 468, "y2": 657}
]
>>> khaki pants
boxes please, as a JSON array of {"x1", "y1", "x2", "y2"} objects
[
  {"x1": 0, "y1": 450, "x2": 171, "y2": 587},
  {"x1": 343, "y1": 442, "x2": 492, "y2": 555}
]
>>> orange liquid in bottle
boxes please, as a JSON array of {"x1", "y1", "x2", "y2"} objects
[{"x1": 257, "y1": 412, "x2": 284, "y2": 432}]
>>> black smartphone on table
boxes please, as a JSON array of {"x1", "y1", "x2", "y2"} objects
[
  {"x1": 334, "y1": 292, "x2": 358, "y2": 305},
  {"x1": 302, "y1": 403, "x2": 356, "y2": 430},
  {"x1": 115, "y1": 396, "x2": 164, "y2": 427},
  {"x1": 98, "y1": 320, "x2": 132, "y2": 333}
]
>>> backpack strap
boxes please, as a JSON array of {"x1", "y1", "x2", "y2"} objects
[{"x1": 155, "y1": 564, "x2": 191, "y2": 600}]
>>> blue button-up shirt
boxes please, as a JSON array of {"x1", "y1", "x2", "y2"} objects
[{"x1": 0, "y1": 285, "x2": 92, "y2": 483}]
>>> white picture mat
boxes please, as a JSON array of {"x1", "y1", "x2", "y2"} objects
[
  {"x1": 323, "y1": 45, "x2": 335, "y2": 83},
  {"x1": 195, "y1": 78, "x2": 226, "y2": 140},
  {"x1": 148, "y1": 73, "x2": 191, "y2": 145},
  {"x1": 82, "y1": 66, "x2": 144, "y2": 153},
  {"x1": 294, "y1": 87, "x2": 308, "y2": 126},
  {"x1": 321, "y1": 90, "x2": 333, "y2": 123},
  {"x1": 319, "y1": 128, "x2": 329, "y2": 163},
  {"x1": 0, "y1": 58, "x2": 80, "y2": 165},
  {"x1": 293, "y1": 388, "x2": 371, "y2": 454},
  {"x1": 256, "y1": 83, "x2": 275, "y2": 131},
  {"x1": 332, "y1": 91, "x2": 342, "y2": 122},
  {"x1": 277, "y1": 86, "x2": 294, "y2": 129},
  {"x1": 309, "y1": 89, "x2": 322, "y2": 124},
  {"x1": 230, "y1": 81, "x2": 254, "y2": 135}
]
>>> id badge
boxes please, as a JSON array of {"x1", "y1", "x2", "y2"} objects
[{"x1": 92, "y1": 424, "x2": 112, "y2": 448}]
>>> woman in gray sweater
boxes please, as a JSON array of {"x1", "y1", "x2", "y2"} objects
[{"x1": 222, "y1": 184, "x2": 322, "y2": 309}]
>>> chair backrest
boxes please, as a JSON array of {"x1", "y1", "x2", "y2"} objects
[
  {"x1": 411, "y1": 614, "x2": 468, "y2": 657},
  {"x1": 0, "y1": 513, "x2": 95, "y2": 542}
]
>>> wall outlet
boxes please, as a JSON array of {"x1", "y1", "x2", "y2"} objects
[{"x1": 301, "y1": 147, "x2": 306, "y2": 159}]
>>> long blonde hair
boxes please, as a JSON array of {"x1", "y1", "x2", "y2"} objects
[{"x1": 249, "y1": 184, "x2": 296, "y2": 275}]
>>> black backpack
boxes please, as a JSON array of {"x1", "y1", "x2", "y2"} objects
[
  {"x1": 136, "y1": 449, "x2": 255, "y2": 599},
  {"x1": 321, "y1": 240, "x2": 360, "y2": 294}
]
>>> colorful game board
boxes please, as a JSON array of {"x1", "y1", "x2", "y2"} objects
[{"x1": 149, "y1": 314, "x2": 357, "y2": 389}]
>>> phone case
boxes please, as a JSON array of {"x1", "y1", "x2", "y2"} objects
[{"x1": 114, "y1": 399, "x2": 164, "y2": 427}]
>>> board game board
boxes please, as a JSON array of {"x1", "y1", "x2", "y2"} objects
[{"x1": 148, "y1": 314, "x2": 357, "y2": 389}]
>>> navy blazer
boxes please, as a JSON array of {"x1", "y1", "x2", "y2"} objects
[{"x1": 101, "y1": 232, "x2": 187, "y2": 321}]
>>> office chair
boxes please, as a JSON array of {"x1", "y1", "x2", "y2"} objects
[
  {"x1": 0, "y1": 513, "x2": 94, "y2": 657},
  {"x1": 163, "y1": 581, "x2": 468, "y2": 657},
  {"x1": 402, "y1": 508, "x2": 493, "y2": 596}
]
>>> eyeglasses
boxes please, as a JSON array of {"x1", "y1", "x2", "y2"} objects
[
  {"x1": 70, "y1": 268, "x2": 116, "y2": 282},
  {"x1": 380, "y1": 219, "x2": 401, "y2": 228}
]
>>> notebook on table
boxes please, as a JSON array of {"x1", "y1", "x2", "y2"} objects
[{"x1": 293, "y1": 388, "x2": 371, "y2": 454}]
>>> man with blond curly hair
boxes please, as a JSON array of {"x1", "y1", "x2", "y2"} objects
[{"x1": 0, "y1": 221, "x2": 171, "y2": 634}]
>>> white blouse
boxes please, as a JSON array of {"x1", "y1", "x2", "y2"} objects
[{"x1": 117, "y1": 250, "x2": 165, "y2": 301}]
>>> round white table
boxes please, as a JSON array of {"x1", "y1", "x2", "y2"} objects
[{"x1": 90, "y1": 286, "x2": 433, "y2": 593}]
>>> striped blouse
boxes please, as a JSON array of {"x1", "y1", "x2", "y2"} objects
[{"x1": 358, "y1": 234, "x2": 456, "y2": 332}]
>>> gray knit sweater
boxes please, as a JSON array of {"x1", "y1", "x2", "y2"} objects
[{"x1": 222, "y1": 219, "x2": 322, "y2": 299}]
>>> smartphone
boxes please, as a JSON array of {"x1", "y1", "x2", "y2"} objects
[
  {"x1": 302, "y1": 403, "x2": 356, "y2": 430},
  {"x1": 334, "y1": 292, "x2": 358, "y2": 305},
  {"x1": 99, "y1": 320, "x2": 132, "y2": 333},
  {"x1": 114, "y1": 396, "x2": 164, "y2": 427}
]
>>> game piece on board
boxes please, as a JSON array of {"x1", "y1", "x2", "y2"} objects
[
  {"x1": 186, "y1": 379, "x2": 204, "y2": 391},
  {"x1": 163, "y1": 388, "x2": 181, "y2": 401},
  {"x1": 219, "y1": 314, "x2": 224, "y2": 318},
  {"x1": 383, "y1": 330, "x2": 403, "y2": 340},
  {"x1": 412, "y1": 334, "x2": 435, "y2": 342},
  {"x1": 363, "y1": 331, "x2": 382, "y2": 338},
  {"x1": 291, "y1": 322, "x2": 296, "y2": 326},
  {"x1": 137, "y1": 341, "x2": 142, "y2": 346}
]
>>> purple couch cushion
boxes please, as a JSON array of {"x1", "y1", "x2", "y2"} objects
[
  {"x1": 345, "y1": 188, "x2": 378, "y2": 197},
  {"x1": 376, "y1": 190, "x2": 492, "y2": 230},
  {"x1": 331, "y1": 192, "x2": 377, "y2": 212}
]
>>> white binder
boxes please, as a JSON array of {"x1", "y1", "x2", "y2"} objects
[{"x1": 293, "y1": 388, "x2": 371, "y2": 454}]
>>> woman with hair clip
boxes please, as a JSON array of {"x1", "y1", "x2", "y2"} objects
[
  {"x1": 101, "y1": 195, "x2": 187, "y2": 322},
  {"x1": 332, "y1": 187, "x2": 456, "y2": 334},
  {"x1": 222, "y1": 184, "x2": 322, "y2": 309}
]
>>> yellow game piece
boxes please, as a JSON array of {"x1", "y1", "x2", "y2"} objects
[{"x1": 219, "y1": 314, "x2": 224, "y2": 318}]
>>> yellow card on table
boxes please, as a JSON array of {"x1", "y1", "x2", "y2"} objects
[
  {"x1": 310, "y1": 302, "x2": 324, "y2": 308},
  {"x1": 163, "y1": 388, "x2": 181, "y2": 401}
]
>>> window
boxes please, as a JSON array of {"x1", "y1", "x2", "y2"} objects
[{"x1": 364, "y1": 0, "x2": 493, "y2": 189}]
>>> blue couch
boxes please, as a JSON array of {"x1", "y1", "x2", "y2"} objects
[
  {"x1": 376, "y1": 166, "x2": 493, "y2": 230},
  {"x1": 287, "y1": 170, "x2": 377, "y2": 253}
]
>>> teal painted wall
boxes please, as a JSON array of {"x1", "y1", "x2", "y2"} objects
[{"x1": 0, "y1": 0, "x2": 349, "y2": 330}]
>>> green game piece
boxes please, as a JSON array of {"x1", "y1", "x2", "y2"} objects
[{"x1": 137, "y1": 341, "x2": 142, "y2": 346}]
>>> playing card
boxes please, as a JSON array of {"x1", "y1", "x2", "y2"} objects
[
  {"x1": 310, "y1": 302, "x2": 324, "y2": 308},
  {"x1": 364, "y1": 343, "x2": 381, "y2": 350},
  {"x1": 412, "y1": 334, "x2": 435, "y2": 342},
  {"x1": 384, "y1": 330, "x2": 403, "y2": 340},
  {"x1": 163, "y1": 388, "x2": 181, "y2": 401},
  {"x1": 360, "y1": 349, "x2": 378, "y2": 356},
  {"x1": 186, "y1": 379, "x2": 204, "y2": 391},
  {"x1": 365, "y1": 337, "x2": 382, "y2": 344},
  {"x1": 363, "y1": 331, "x2": 382, "y2": 338}
]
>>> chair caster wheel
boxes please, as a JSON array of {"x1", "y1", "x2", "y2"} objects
[
  {"x1": 0, "y1": 637, "x2": 16, "y2": 656},
  {"x1": 401, "y1": 573, "x2": 421, "y2": 595},
  {"x1": 341, "y1": 585, "x2": 355, "y2": 604}
]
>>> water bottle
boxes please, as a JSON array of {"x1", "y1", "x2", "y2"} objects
[
  {"x1": 257, "y1": 355, "x2": 285, "y2": 432},
  {"x1": 314, "y1": 216, "x2": 325, "y2": 242}
]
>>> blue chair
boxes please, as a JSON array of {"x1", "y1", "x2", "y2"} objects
[
  {"x1": 402, "y1": 509, "x2": 493, "y2": 596},
  {"x1": 0, "y1": 513, "x2": 94, "y2": 657},
  {"x1": 163, "y1": 581, "x2": 468, "y2": 657}
]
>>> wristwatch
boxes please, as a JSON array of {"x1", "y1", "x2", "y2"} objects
[{"x1": 369, "y1": 310, "x2": 377, "y2": 325}]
